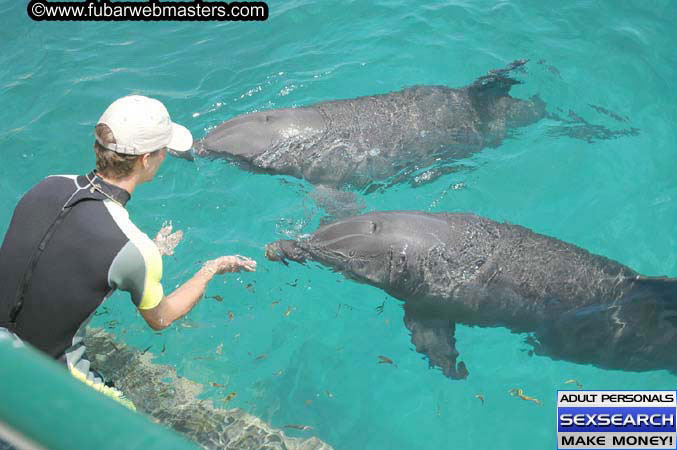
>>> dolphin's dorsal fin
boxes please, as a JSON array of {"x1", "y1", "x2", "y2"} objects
[
  {"x1": 309, "y1": 185, "x2": 366, "y2": 224},
  {"x1": 468, "y1": 59, "x2": 528, "y2": 98}
]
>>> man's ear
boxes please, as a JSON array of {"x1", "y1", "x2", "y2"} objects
[{"x1": 141, "y1": 153, "x2": 152, "y2": 169}]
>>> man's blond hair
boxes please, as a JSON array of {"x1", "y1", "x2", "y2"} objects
[{"x1": 94, "y1": 124, "x2": 141, "y2": 180}]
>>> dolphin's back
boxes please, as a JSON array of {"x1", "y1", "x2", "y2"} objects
[
  {"x1": 451, "y1": 215, "x2": 637, "y2": 313},
  {"x1": 314, "y1": 85, "x2": 481, "y2": 153},
  {"x1": 354, "y1": 212, "x2": 638, "y2": 321},
  {"x1": 258, "y1": 86, "x2": 486, "y2": 188}
]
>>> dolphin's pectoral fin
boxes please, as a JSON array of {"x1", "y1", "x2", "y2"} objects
[
  {"x1": 308, "y1": 185, "x2": 366, "y2": 223},
  {"x1": 524, "y1": 334, "x2": 544, "y2": 356},
  {"x1": 407, "y1": 163, "x2": 473, "y2": 188},
  {"x1": 404, "y1": 308, "x2": 468, "y2": 380}
]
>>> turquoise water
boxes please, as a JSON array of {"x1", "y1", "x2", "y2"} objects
[{"x1": 2, "y1": 0, "x2": 677, "y2": 448}]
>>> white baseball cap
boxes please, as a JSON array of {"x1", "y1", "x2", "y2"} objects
[{"x1": 96, "y1": 95, "x2": 193, "y2": 155}]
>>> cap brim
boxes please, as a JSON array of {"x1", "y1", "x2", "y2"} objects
[{"x1": 167, "y1": 122, "x2": 193, "y2": 152}]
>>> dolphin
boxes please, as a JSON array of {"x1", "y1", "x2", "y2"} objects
[
  {"x1": 193, "y1": 60, "x2": 547, "y2": 190},
  {"x1": 265, "y1": 211, "x2": 677, "y2": 379}
]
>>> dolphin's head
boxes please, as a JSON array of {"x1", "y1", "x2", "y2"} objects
[
  {"x1": 266, "y1": 212, "x2": 424, "y2": 289},
  {"x1": 265, "y1": 239, "x2": 308, "y2": 265},
  {"x1": 196, "y1": 108, "x2": 326, "y2": 162}
]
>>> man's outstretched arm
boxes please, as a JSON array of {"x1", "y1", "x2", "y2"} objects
[{"x1": 140, "y1": 255, "x2": 256, "y2": 330}]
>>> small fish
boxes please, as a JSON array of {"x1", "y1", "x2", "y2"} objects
[
  {"x1": 228, "y1": 311, "x2": 234, "y2": 321},
  {"x1": 208, "y1": 295, "x2": 224, "y2": 302},
  {"x1": 336, "y1": 303, "x2": 342, "y2": 317},
  {"x1": 508, "y1": 388, "x2": 541, "y2": 406},
  {"x1": 160, "y1": 343, "x2": 166, "y2": 354},
  {"x1": 588, "y1": 104, "x2": 628, "y2": 123},
  {"x1": 94, "y1": 306, "x2": 109, "y2": 317},
  {"x1": 271, "y1": 300, "x2": 280, "y2": 307},
  {"x1": 377, "y1": 355, "x2": 397, "y2": 367},
  {"x1": 255, "y1": 354, "x2": 267, "y2": 361},
  {"x1": 564, "y1": 379, "x2": 584, "y2": 390},
  {"x1": 284, "y1": 424, "x2": 313, "y2": 431},
  {"x1": 325, "y1": 390, "x2": 335, "y2": 398},
  {"x1": 223, "y1": 392, "x2": 237, "y2": 403},
  {"x1": 305, "y1": 399, "x2": 313, "y2": 407},
  {"x1": 436, "y1": 401, "x2": 441, "y2": 417},
  {"x1": 245, "y1": 282, "x2": 256, "y2": 293},
  {"x1": 141, "y1": 345, "x2": 152, "y2": 355},
  {"x1": 215, "y1": 343, "x2": 224, "y2": 355},
  {"x1": 284, "y1": 306, "x2": 292, "y2": 317},
  {"x1": 210, "y1": 382, "x2": 226, "y2": 388},
  {"x1": 375, "y1": 301, "x2": 385, "y2": 315},
  {"x1": 286, "y1": 279, "x2": 298, "y2": 287},
  {"x1": 110, "y1": 342, "x2": 120, "y2": 352},
  {"x1": 273, "y1": 369, "x2": 284, "y2": 377},
  {"x1": 474, "y1": 394, "x2": 485, "y2": 405}
]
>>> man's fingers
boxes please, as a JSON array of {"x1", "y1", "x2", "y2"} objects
[
  {"x1": 167, "y1": 230, "x2": 183, "y2": 242},
  {"x1": 225, "y1": 255, "x2": 257, "y2": 272},
  {"x1": 236, "y1": 257, "x2": 257, "y2": 271},
  {"x1": 240, "y1": 263, "x2": 256, "y2": 272},
  {"x1": 159, "y1": 223, "x2": 172, "y2": 235},
  {"x1": 204, "y1": 255, "x2": 257, "y2": 274}
]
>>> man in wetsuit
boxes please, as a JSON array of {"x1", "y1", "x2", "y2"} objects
[{"x1": 0, "y1": 95, "x2": 256, "y2": 390}]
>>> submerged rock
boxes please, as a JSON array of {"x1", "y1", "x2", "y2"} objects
[{"x1": 84, "y1": 328, "x2": 332, "y2": 450}]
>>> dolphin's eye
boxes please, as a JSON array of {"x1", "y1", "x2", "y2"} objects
[{"x1": 265, "y1": 115, "x2": 272, "y2": 123}]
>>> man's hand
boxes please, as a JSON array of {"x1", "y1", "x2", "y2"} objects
[
  {"x1": 201, "y1": 255, "x2": 257, "y2": 276},
  {"x1": 154, "y1": 221, "x2": 184, "y2": 256}
]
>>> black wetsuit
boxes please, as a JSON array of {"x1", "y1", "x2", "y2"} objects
[{"x1": 0, "y1": 172, "x2": 164, "y2": 365}]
